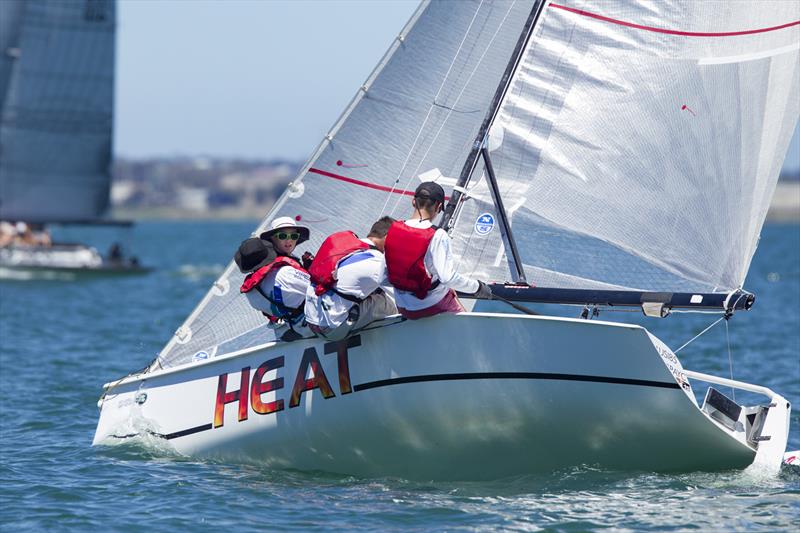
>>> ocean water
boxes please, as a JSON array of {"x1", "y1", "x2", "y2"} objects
[{"x1": 0, "y1": 221, "x2": 798, "y2": 531}]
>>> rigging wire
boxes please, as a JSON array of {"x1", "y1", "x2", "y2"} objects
[
  {"x1": 384, "y1": 1, "x2": 518, "y2": 216},
  {"x1": 673, "y1": 315, "x2": 726, "y2": 353},
  {"x1": 379, "y1": 0, "x2": 487, "y2": 215}
]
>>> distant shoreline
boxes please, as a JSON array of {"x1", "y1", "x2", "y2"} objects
[{"x1": 112, "y1": 182, "x2": 800, "y2": 223}]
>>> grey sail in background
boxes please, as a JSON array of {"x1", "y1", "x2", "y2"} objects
[{"x1": 0, "y1": 0, "x2": 115, "y2": 223}]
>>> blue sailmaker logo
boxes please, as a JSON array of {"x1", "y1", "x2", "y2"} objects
[{"x1": 474, "y1": 213, "x2": 495, "y2": 235}]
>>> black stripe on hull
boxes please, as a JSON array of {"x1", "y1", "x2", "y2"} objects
[
  {"x1": 153, "y1": 372, "x2": 680, "y2": 441},
  {"x1": 353, "y1": 372, "x2": 681, "y2": 392}
]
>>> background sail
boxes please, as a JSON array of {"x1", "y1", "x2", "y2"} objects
[
  {"x1": 451, "y1": 0, "x2": 800, "y2": 293},
  {"x1": 156, "y1": 0, "x2": 538, "y2": 369},
  {"x1": 0, "y1": 0, "x2": 115, "y2": 223}
]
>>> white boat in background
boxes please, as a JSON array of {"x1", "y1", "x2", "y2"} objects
[
  {"x1": 94, "y1": 0, "x2": 798, "y2": 479},
  {"x1": 0, "y1": 242, "x2": 148, "y2": 278},
  {"x1": 0, "y1": 0, "x2": 148, "y2": 277}
]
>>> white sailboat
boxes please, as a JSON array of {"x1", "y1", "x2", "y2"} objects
[
  {"x1": 0, "y1": 0, "x2": 148, "y2": 277},
  {"x1": 93, "y1": 0, "x2": 798, "y2": 479}
]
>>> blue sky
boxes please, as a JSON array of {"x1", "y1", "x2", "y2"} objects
[{"x1": 114, "y1": 0, "x2": 800, "y2": 172}]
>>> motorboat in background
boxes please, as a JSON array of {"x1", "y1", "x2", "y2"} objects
[
  {"x1": 0, "y1": 0, "x2": 148, "y2": 277},
  {"x1": 94, "y1": 0, "x2": 798, "y2": 478}
]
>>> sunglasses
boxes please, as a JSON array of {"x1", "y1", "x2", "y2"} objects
[{"x1": 276, "y1": 232, "x2": 301, "y2": 241}]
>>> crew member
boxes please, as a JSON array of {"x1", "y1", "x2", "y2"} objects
[
  {"x1": 305, "y1": 216, "x2": 397, "y2": 340},
  {"x1": 384, "y1": 181, "x2": 491, "y2": 319},
  {"x1": 234, "y1": 216, "x2": 311, "y2": 340}
]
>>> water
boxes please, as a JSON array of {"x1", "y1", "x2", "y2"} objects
[{"x1": 1, "y1": 221, "x2": 798, "y2": 531}]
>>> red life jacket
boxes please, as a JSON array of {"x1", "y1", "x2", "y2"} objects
[
  {"x1": 240, "y1": 256, "x2": 307, "y2": 322},
  {"x1": 384, "y1": 221, "x2": 439, "y2": 299},
  {"x1": 308, "y1": 230, "x2": 372, "y2": 296}
]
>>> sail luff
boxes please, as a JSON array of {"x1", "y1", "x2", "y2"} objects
[{"x1": 249, "y1": 1, "x2": 430, "y2": 240}]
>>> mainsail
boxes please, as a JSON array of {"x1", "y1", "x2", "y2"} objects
[
  {"x1": 155, "y1": 0, "x2": 799, "y2": 370},
  {"x1": 449, "y1": 0, "x2": 800, "y2": 293},
  {"x1": 0, "y1": 0, "x2": 116, "y2": 223}
]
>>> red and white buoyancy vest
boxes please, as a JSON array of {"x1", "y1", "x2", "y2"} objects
[
  {"x1": 240, "y1": 255, "x2": 307, "y2": 321},
  {"x1": 308, "y1": 230, "x2": 372, "y2": 296},
  {"x1": 384, "y1": 221, "x2": 438, "y2": 299}
]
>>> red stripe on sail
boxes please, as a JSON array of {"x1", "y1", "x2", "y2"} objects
[
  {"x1": 550, "y1": 3, "x2": 800, "y2": 37},
  {"x1": 308, "y1": 167, "x2": 450, "y2": 200}
]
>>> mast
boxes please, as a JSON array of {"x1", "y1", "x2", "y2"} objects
[
  {"x1": 440, "y1": 0, "x2": 546, "y2": 275},
  {"x1": 481, "y1": 146, "x2": 527, "y2": 282}
]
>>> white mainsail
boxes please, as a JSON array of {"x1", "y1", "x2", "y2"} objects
[
  {"x1": 156, "y1": 0, "x2": 799, "y2": 370},
  {"x1": 451, "y1": 0, "x2": 800, "y2": 293},
  {"x1": 0, "y1": 0, "x2": 116, "y2": 223}
]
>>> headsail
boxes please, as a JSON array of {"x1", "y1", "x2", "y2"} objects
[
  {"x1": 0, "y1": 0, "x2": 116, "y2": 223},
  {"x1": 450, "y1": 0, "x2": 800, "y2": 293},
  {"x1": 156, "y1": 0, "x2": 539, "y2": 369}
]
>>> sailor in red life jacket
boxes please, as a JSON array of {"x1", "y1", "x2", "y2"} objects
[
  {"x1": 233, "y1": 217, "x2": 312, "y2": 341},
  {"x1": 305, "y1": 216, "x2": 398, "y2": 341},
  {"x1": 384, "y1": 181, "x2": 492, "y2": 319}
]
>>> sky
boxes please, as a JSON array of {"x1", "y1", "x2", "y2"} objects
[
  {"x1": 115, "y1": 0, "x2": 800, "y2": 172},
  {"x1": 115, "y1": 0, "x2": 419, "y2": 161}
]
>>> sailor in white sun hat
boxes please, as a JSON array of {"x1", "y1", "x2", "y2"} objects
[{"x1": 235, "y1": 216, "x2": 312, "y2": 341}]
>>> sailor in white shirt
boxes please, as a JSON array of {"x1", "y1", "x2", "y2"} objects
[
  {"x1": 384, "y1": 181, "x2": 491, "y2": 319},
  {"x1": 305, "y1": 217, "x2": 397, "y2": 341},
  {"x1": 235, "y1": 217, "x2": 313, "y2": 341}
]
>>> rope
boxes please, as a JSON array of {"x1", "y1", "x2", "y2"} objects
[
  {"x1": 388, "y1": 0, "x2": 519, "y2": 216},
  {"x1": 379, "y1": 0, "x2": 487, "y2": 215},
  {"x1": 725, "y1": 317, "x2": 736, "y2": 401},
  {"x1": 384, "y1": 1, "x2": 519, "y2": 216}
]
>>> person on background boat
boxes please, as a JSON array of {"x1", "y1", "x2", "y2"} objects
[
  {"x1": 0, "y1": 221, "x2": 14, "y2": 247},
  {"x1": 384, "y1": 181, "x2": 492, "y2": 319},
  {"x1": 28, "y1": 223, "x2": 51, "y2": 247},
  {"x1": 234, "y1": 216, "x2": 312, "y2": 341},
  {"x1": 305, "y1": 216, "x2": 398, "y2": 340}
]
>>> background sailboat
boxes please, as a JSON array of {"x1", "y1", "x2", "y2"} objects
[
  {"x1": 0, "y1": 0, "x2": 147, "y2": 275},
  {"x1": 94, "y1": 0, "x2": 798, "y2": 478}
]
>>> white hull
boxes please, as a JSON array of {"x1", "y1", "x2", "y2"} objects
[
  {"x1": 1, "y1": 243, "x2": 102, "y2": 268},
  {"x1": 0, "y1": 244, "x2": 148, "y2": 278},
  {"x1": 93, "y1": 313, "x2": 789, "y2": 480}
]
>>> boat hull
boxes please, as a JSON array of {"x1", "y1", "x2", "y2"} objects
[
  {"x1": 0, "y1": 244, "x2": 149, "y2": 278},
  {"x1": 94, "y1": 313, "x2": 756, "y2": 479}
]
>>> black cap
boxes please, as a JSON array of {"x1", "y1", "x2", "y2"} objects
[
  {"x1": 234, "y1": 238, "x2": 277, "y2": 273},
  {"x1": 414, "y1": 181, "x2": 445, "y2": 204}
]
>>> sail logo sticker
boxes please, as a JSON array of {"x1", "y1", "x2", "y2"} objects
[{"x1": 475, "y1": 213, "x2": 495, "y2": 236}]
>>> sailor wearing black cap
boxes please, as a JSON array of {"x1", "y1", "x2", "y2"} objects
[{"x1": 383, "y1": 181, "x2": 491, "y2": 319}]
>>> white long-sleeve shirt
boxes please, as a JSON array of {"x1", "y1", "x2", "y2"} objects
[
  {"x1": 305, "y1": 239, "x2": 394, "y2": 330},
  {"x1": 393, "y1": 219, "x2": 479, "y2": 311},
  {"x1": 245, "y1": 265, "x2": 310, "y2": 323}
]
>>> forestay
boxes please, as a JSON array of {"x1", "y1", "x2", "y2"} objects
[
  {"x1": 0, "y1": 0, "x2": 116, "y2": 223},
  {"x1": 450, "y1": 0, "x2": 800, "y2": 293},
  {"x1": 156, "y1": 0, "x2": 537, "y2": 369}
]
